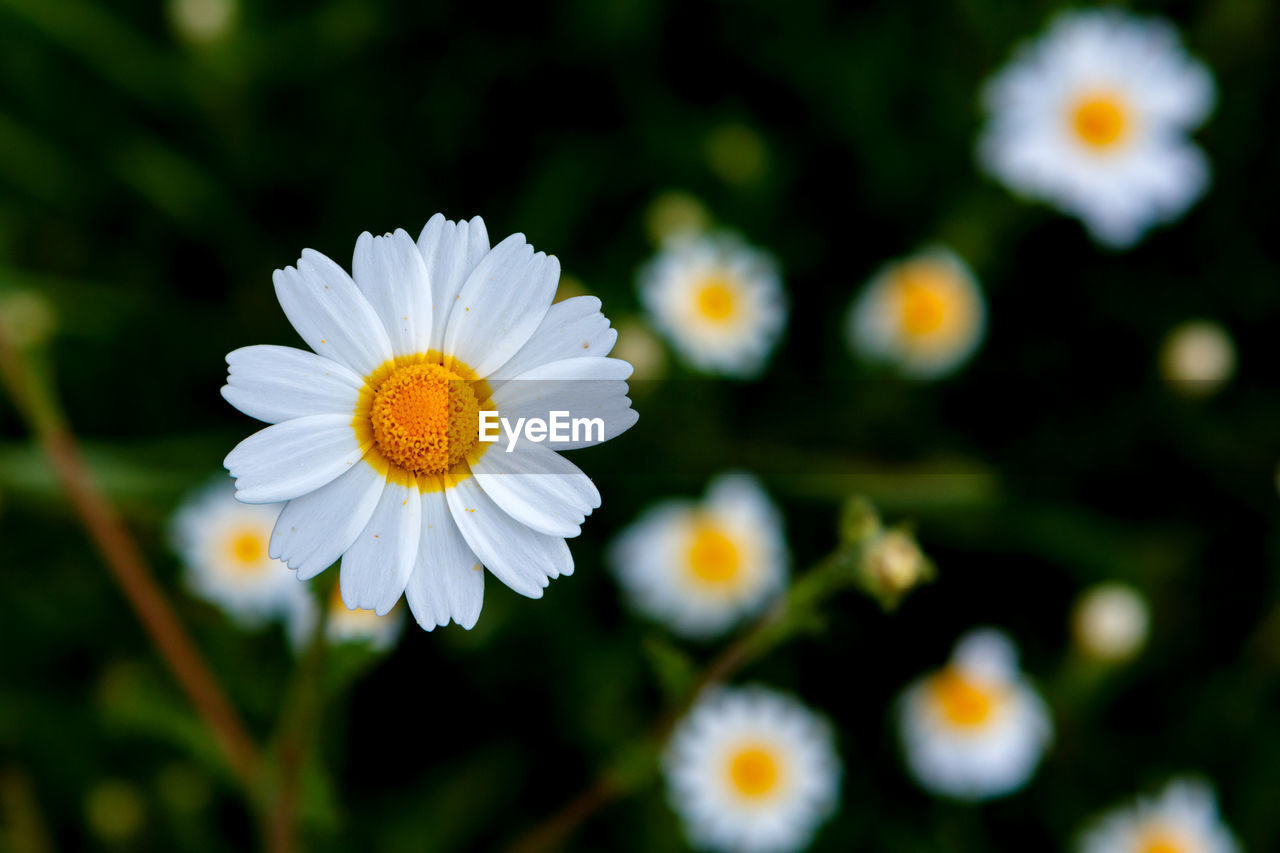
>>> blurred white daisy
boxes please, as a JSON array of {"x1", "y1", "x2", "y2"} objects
[
  {"x1": 1079, "y1": 778, "x2": 1239, "y2": 853},
  {"x1": 609, "y1": 473, "x2": 787, "y2": 638},
  {"x1": 979, "y1": 10, "x2": 1215, "y2": 248},
  {"x1": 170, "y1": 480, "x2": 306, "y2": 626},
  {"x1": 898, "y1": 628, "x2": 1052, "y2": 800},
  {"x1": 223, "y1": 214, "x2": 637, "y2": 633},
  {"x1": 847, "y1": 247, "x2": 986, "y2": 378},
  {"x1": 1160, "y1": 320, "x2": 1235, "y2": 397},
  {"x1": 638, "y1": 233, "x2": 787, "y2": 377},
  {"x1": 1073, "y1": 582, "x2": 1150, "y2": 663},
  {"x1": 664, "y1": 686, "x2": 840, "y2": 853},
  {"x1": 286, "y1": 583, "x2": 405, "y2": 651}
]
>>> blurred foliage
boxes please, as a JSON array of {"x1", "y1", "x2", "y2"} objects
[{"x1": 2, "y1": 0, "x2": 1280, "y2": 850}]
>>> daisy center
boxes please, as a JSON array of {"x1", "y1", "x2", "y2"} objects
[
  {"x1": 694, "y1": 275, "x2": 739, "y2": 323},
  {"x1": 726, "y1": 745, "x2": 781, "y2": 799},
  {"x1": 896, "y1": 271, "x2": 950, "y2": 338},
  {"x1": 1138, "y1": 828, "x2": 1189, "y2": 853},
  {"x1": 687, "y1": 520, "x2": 742, "y2": 585},
  {"x1": 930, "y1": 668, "x2": 1001, "y2": 728},
  {"x1": 369, "y1": 363, "x2": 480, "y2": 475},
  {"x1": 225, "y1": 528, "x2": 266, "y2": 573},
  {"x1": 1071, "y1": 93, "x2": 1129, "y2": 149}
]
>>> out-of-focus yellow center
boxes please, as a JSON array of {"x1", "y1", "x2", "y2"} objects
[
  {"x1": 225, "y1": 529, "x2": 266, "y2": 572},
  {"x1": 895, "y1": 271, "x2": 951, "y2": 338},
  {"x1": 1071, "y1": 93, "x2": 1129, "y2": 149},
  {"x1": 1137, "y1": 828, "x2": 1188, "y2": 853},
  {"x1": 929, "y1": 668, "x2": 1000, "y2": 729},
  {"x1": 694, "y1": 275, "x2": 738, "y2": 323},
  {"x1": 369, "y1": 363, "x2": 480, "y2": 475},
  {"x1": 687, "y1": 521, "x2": 742, "y2": 586},
  {"x1": 727, "y1": 745, "x2": 780, "y2": 798}
]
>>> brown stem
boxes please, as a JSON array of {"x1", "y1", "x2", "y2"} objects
[{"x1": 0, "y1": 325, "x2": 261, "y2": 791}]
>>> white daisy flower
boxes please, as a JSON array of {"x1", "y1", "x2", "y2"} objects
[
  {"x1": 170, "y1": 479, "x2": 306, "y2": 626},
  {"x1": 847, "y1": 247, "x2": 986, "y2": 378},
  {"x1": 664, "y1": 686, "x2": 840, "y2": 853},
  {"x1": 609, "y1": 473, "x2": 787, "y2": 638},
  {"x1": 1160, "y1": 320, "x2": 1235, "y2": 397},
  {"x1": 1079, "y1": 778, "x2": 1239, "y2": 853},
  {"x1": 638, "y1": 233, "x2": 787, "y2": 377},
  {"x1": 898, "y1": 628, "x2": 1052, "y2": 800},
  {"x1": 222, "y1": 214, "x2": 638, "y2": 633},
  {"x1": 1073, "y1": 582, "x2": 1150, "y2": 663},
  {"x1": 979, "y1": 10, "x2": 1215, "y2": 248}
]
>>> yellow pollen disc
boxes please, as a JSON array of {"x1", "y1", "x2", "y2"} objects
[
  {"x1": 930, "y1": 668, "x2": 1000, "y2": 729},
  {"x1": 687, "y1": 520, "x2": 742, "y2": 586},
  {"x1": 225, "y1": 529, "x2": 266, "y2": 572},
  {"x1": 727, "y1": 745, "x2": 781, "y2": 798},
  {"x1": 369, "y1": 363, "x2": 480, "y2": 475},
  {"x1": 1071, "y1": 93, "x2": 1129, "y2": 149},
  {"x1": 694, "y1": 275, "x2": 738, "y2": 323},
  {"x1": 1138, "y1": 828, "x2": 1187, "y2": 853}
]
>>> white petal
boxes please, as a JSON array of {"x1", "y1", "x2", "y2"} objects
[
  {"x1": 490, "y1": 357, "x2": 638, "y2": 450},
  {"x1": 222, "y1": 345, "x2": 362, "y2": 424},
  {"x1": 442, "y1": 234, "x2": 560, "y2": 378},
  {"x1": 273, "y1": 249, "x2": 394, "y2": 376},
  {"x1": 471, "y1": 442, "x2": 601, "y2": 538},
  {"x1": 339, "y1": 480, "x2": 421, "y2": 615},
  {"x1": 404, "y1": 491, "x2": 485, "y2": 630},
  {"x1": 269, "y1": 459, "x2": 386, "y2": 580},
  {"x1": 445, "y1": 477, "x2": 572, "y2": 599},
  {"x1": 224, "y1": 415, "x2": 364, "y2": 503},
  {"x1": 487, "y1": 296, "x2": 617, "y2": 384},
  {"x1": 352, "y1": 229, "x2": 433, "y2": 357},
  {"x1": 417, "y1": 214, "x2": 490, "y2": 353}
]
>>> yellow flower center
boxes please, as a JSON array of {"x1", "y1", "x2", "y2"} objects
[
  {"x1": 727, "y1": 745, "x2": 781, "y2": 799},
  {"x1": 897, "y1": 275, "x2": 949, "y2": 338},
  {"x1": 1138, "y1": 827, "x2": 1188, "y2": 853},
  {"x1": 225, "y1": 528, "x2": 266, "y2": 573},
  {"x1": 694, "y1": 275, "x2": 738, "y2": 323},
  {"x1": 929, "y1": 668, "x2": 1001, "y2": 729},
  {"x1": 687, "y1": 520, "x2": 742, "y2": 586},
  {"x1": 1071, "y1": 93, "x2": 1129, "y2": 149},
  {"x1": 367, "y1": 362, "x2": 481, "y2": 475}
]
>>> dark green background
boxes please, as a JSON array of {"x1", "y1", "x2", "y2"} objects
[{"x1": 2, "y1": 0, "x2": 1279, "y2": 849}]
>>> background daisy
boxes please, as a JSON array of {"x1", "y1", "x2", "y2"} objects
[
  {"x1": 169, "y1": 479, "x2": 306, "y2": 627},
  {"x1": 638, "y1": 232, "x2": 787, "y2": 378},
  {"x1": 847, "y1": 247, "x2": 986, "y2": 378},
  {"x1": 664, "y1": 686, "x2": 840, "y2": 853},
  {"x1": 898, "y1": 628, "x2": 1052, "y2": 800},
  {"x1": 223, "y1": 216, "x2": 637, "y2": 633},
  {"x1": 609, "y1": 473, "x2": 788, "y2": 638},
  {"x1": 1079, "y1": 778, "x2": 1239, "y2": 853},
  {"x1": 979, "y1": 10, "x2": 1215, "y2": 248}
]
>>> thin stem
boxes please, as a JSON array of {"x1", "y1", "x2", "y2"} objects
[{"x1": 0, "y1": 324, "x2": 262, "y2": 791}]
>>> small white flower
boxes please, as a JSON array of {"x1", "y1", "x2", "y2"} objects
[
  {"x1": 979, "y1": 10, "x2": 1215, "y2": 248},
  {"x1": 170, "y1": 479, "x2": 306, "y2": 626},
  {"x1": 665, "y1": 686, "x2": 840, "y2": 853},
  {"x1": 609, "y1": 473, "x2": 787, "y2": 638},
  {"x1": 1079, "y1": 777, "x2": 1239, "y2": 853},
  {"x1": 1073, "y1": 583, "x2": 1150, "y2": 663},
  {"x1": 847, "y1": 247, "x2": 986, "y2": 378},
  {"x1": 639, "y1": 233, "x2": 787, "y2": 377},
  {"x1": 898, "y1": 628, "x2": 1052, "y2": 800},
  {"x1": 285, "y1": 584, "x2": 406, "y2": 652},
  {"x1": 222, "y1": 215, "x2": 638, "y2": 633},
  {"x1": 1160, "y1": 320, "x2": 1235, "y2": 396}
]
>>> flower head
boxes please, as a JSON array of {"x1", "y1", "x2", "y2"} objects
[
  {"x1": 1160, "y1": 321, "x2": 1235, "y2": 397},
  {"x1": 639, "y1": 233, "x2": 787, "y2": 378},
  {"x1": 1079, "y1": 778, "x2": 1239, "y2": 853},
  {"x1": 848, "y1": 247, "x2": 985, "y2": 379},
  {"x1": 898, "y1": 628, "x2": 1052, "y2": 800},
  {"x1": 223, "y1": 215, "x2": 637, "y2": 632},
  {"x1": 664, "y1": 686, "x2": 840, "y2": 853},
  {"x1": 979, "y1": 10, "x2": 1215, "y2": 248},
  {"x1": 170, "y1": 479, "x2": 307, "y2": 626},
  {"x1": 1073, "y1": 582, "x2": 1150, "y2": 663},
  {"x1": 610, "y1": 473, "x2": 787, "y2": 638}
]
